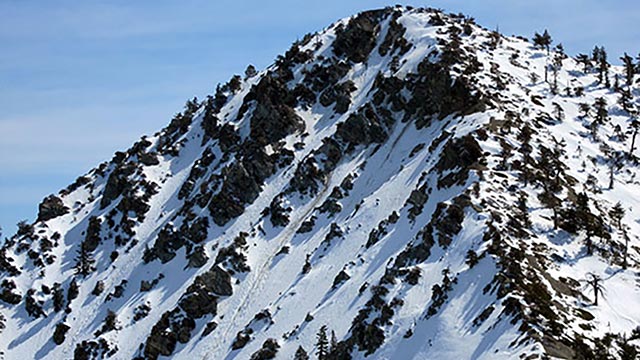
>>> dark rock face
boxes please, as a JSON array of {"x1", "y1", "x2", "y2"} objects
[
  {"x1": 217, "y1": 124, "x2": 241, "y2": 153},
  {"x1": 144, "y1": 266, "x2": 231, "y2": 358},
  {"x1": 73, "y1": 338, "x2": 117, "y2": 360},
  {"x1": 336, "y1": 105, "x2": 388, "y2": 147},
  {"x1": 190, "y1": 265, "x2": 233, "y2": 297},
  {"x1": 100, "y1": 162, "x2": 137, "y2": 209},
  {"x1": 334, "y1": 10, "x2": 387, "y2": 63},
  {"x1": 436, "y1": 135, "x2": 483, "y2": 171},
  {"x1": 84, "y1": 216, "x2": 102, "y2": 252},
  {"x1": 250, "y1": 338, "x2": 280, "y2": 360},
  {"x1": 143, "y1": 225, "x2": 184, "y2": 264},
  {"x1": 303, "y1": 61, "x2": 351, "y2": 93},
  {"x1": 144, "y1": 310, "x2": 194, "y2": 360},
  {"x1": 37, "y1": 195, "x2": 69, "y2": 222},
  {"x1": 436, "y1": 134, "x2": 484, "y2": 188},
  {"x1": 378, "y1": 12, "x2": 411, "y2": 57},
  {"x1": 186, "y1": 246, "x2": 208, "y2": 268},
  {"x1": 407, "y1": 61, "x2": 485, "y2": 128},
  {"x1": 245, "y1": 74, "x2": 305, "y2": 146},
  {"x1": 178, "y1": 290, "x2": 218, "y2": 319},
  {"x1": 209, "y1": 163, "x2": 261, "y2": 226},
  {"x1": 319, "y1": 81, "x2": 357, "y2": 114}
]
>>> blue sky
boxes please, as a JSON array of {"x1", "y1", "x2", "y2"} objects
[{"x1": 1, "y1": 0, "x2": 639, "y2": 236}]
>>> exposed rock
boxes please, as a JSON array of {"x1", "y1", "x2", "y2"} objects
[
  {"x1": 37, "y1": 195, "x2": 69, "y2": 222},
  {"x1": 144, "y1": 310, "x2": 195, "y2": 360},
  {"x1": 334, "y1": 9, "x2": 387, "y2": 63},
  {"x1": 250, "y1": 338, "x2": 280, "y2": 360},
  {"x1": 52, "y1": 322, "x2": 70, "y2": 345},
  {"x1": 209, "y1": 163, "x2": 261, "y2": 226},
  {"x1": 100, "y1": 162, "x2": 136, "y2": 209},
  {"x1": 186, "y1": 246, "x2": 208, "y2": 268},
  {"x1": 335, "y1": 105, "x2": 388, "y2": 148},
  {"x1": 243, "y1": 74, "x2": 304, "y2": 145}
]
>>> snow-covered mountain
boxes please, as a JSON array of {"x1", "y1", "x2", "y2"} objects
[{"x1": 1, "y1": 6, "x2": 639, "y2": 359}]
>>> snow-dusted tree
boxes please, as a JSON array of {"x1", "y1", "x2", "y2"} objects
[
  {"x1": 592, "y1": 46, "x2": 610, "y2": 87},
  {"x1": 294, "y1": 346, "x2": 309, "y2": 360},
  {"x1": 244, "y1": 64, "x2": 257, "y2": 79},
  {"x1": 578, "y1": 103, "x2": 591, "y2": 119},
  {"x1": 629, "y1": 119, "x2": 640, "y2": 158},
  {"x1": 550, "y1": 44, "x2": 565, "y2": 93},
  {"x1": 330, "y1": 330, "x2": 338, "y2": 353},
  {"x1": 532, "y1": 30, "x2": 552, "y2": 53},
  {"x1": 315, "y1": 325, "x2": 329, "y2": 360},
  {"x1": 601, "y1": 145, "x2": 624, "y2": 189},
  {"x1": 575, "y1": 53, "x2": 592, "y2": 73},
  {"x1": 619, "y1": 87, "x2": 634, "y2": 113},
  {"x1": 621, "y1": 53, "x2": 636, "y2": 87},
  {"x1": 609, "y1": 202, "x2": 626, "y2": 230},
  {"x1": 594, "y1": 97, "x2": 609, "y2": 124},
  {"x1": 583, "y1": 272, "x2": 605, "y2": 306},
  {"x1": 552, "y1": 103, "x2": 564, "y2": 121}
]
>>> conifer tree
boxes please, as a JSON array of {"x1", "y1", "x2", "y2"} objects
[
  {"x1": 583, "y1": 272, "x2": 605, "y2": 306},
  {"x1": 619, "y1": 87, "x2": 633, "y2": 113},
  {"x1": 621, "y1": 53, "x2": 636, "y2": 87},
  {"x1": 593, "y1": 97, "x2": 609, "y2": 125},
  {"x1": 533, "y1": 30, "x2": 552, "y2": 53},
  {"x1": 609, "y1": 202, "x2": 625, "y2": 230},
  {"x1": 294, "y1": 346, "x2": 309, "y2": 360},
  {"x1": 578, "y1": 103, "x2": 591, "y2": 119},
  {"x1": 575, "y1": 53, "x2": 592, "y2": 73},
  {"x1": 316, "y1": 325, "x2": 329, "y2": 360},
  {"x1": 244, "y1": 64, "x2": 257, "y2": 79},
  {"x1": 330, "y1": 330, "x2": 338, "y2": 353},
  {"x1": 592, "y1": 46, "x2": 610, "y2": 86},
  {"x1": 74, "y1": 240, "x2": 96, "y2": 277},
  {"x1": 629, "y1": 119, "x2": 640, "y2": 158}
]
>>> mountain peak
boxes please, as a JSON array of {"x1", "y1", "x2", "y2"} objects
[{"x1": 1, "y1": 7, "x2": 639, "y2": 360}]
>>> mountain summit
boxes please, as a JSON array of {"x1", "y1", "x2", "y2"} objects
[{"x1": 1, "y1": 6, "x2": 639, "y2": 359}]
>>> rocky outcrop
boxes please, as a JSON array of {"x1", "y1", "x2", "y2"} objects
[
  {"x1": 333, "y1": 9, "x2": 388, "y2": 63},
  {"x1": 37, "y1": 195, "x2": 69, "y2": 222}
]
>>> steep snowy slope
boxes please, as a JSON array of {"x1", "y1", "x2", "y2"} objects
[{"x1": 1, "y1": 6, "x2": 639, "y2": 360}]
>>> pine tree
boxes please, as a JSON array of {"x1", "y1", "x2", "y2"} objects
[
  {"x1": 552, "y1": 103, "x2": 564, "y2": 121},
  {"x1": 583, "y1": 272, "x2": 605, "y2": 306},
  {"x1": 622, "y1": 230, "x2": 631, "y2": 270},
  {"x1": 609, "y1": 202, "x2": 625, "y2": 230},
  {"x1": 621, "y1": 53, "x2": 636, "y2": 87},
  {"x1": 619, "y1": 87, "x2": 633, "y2": 113},
  {"x1": 575, "y1": 193, "x2": 595, "y2": 255},
  {"x1": 575, "y1": 53, "x2": 592, "y2": 73},
  {"x1": 517, "y1": 124, "x2": 534, "y2": 185},
  {"x1": 593, "y1": 97, "x2": 609, "y2": 125},
  {"x1": 629, "y1": 119, "x2": 640, "y2": 158},
  {"x1": 578, "y1": 103, "x2": 591, "y2": 119},
  {"x1": 602, "y1": 145, "x2": 624, "y2": 189},
  {"x1": 330, "y1": 330, "x2": 338, "y2": 353},
  {"x1": 592, "y1": 46, "x2": 610, "y2": 87},
  {"x1": 74, "y1": 240, "x2": 95, "y2": 277},
  {"x1": 550, "y1": 44, "x2": 565, "y2": 93},
  {"x1": 67, "y1": 279, "x2": 79, "y2": 307},
  {"x1": 294, "y1": 346, "x2": 309, "y2": 360},
  {"x1": 244, "y1": 64, "x2": 257, "y2": 79},
  {"x1": 316, "y1": 325, "x2": 329, "y2": 360},
  {"x1": 533, "y1": 30, "x2": 552, "y2": 53}
]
